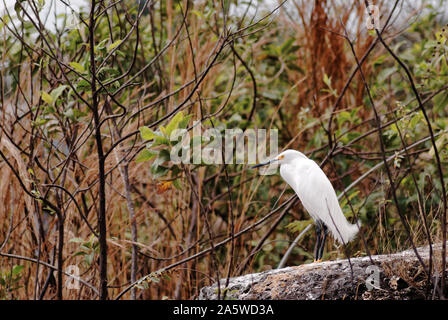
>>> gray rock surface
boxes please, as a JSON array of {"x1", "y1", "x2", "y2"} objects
[{"x1": 199, "y1": 243, "x2": 447, "y2": 300}]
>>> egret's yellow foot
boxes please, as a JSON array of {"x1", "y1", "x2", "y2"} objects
[{"x1": 313, "y1": 259, "x2": 322, "y2": 263}]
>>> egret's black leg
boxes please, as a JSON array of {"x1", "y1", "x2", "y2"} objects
[
  {"x1": 314, "y1": 221, "x2": 322, "y2": 262},
  {"x1": 317, "y1": 225, "x2": 328, "y2": 261}
]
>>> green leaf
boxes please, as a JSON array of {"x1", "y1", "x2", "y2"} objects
[
  {"x1": 80, "y1": 244, "x2": 91, "y2": 251},
  {"x1": 280, "y1": 37, "x2": 295, "y2": 54},
  {"x1": 42, "y1": 105, "x2": 55, "y2": 115},
  {"x1": 159, "y1": 126, "x2": 166, "y2": 136},
  {"x1": 14, "y1": 0, "x2": 26, "y2": 17},
  {"x1": 158, "y1": 149, "x2": 171, "y2": 162},
  {"x1": 41, "y1": 91, "x2": 53, "y2": 105},
  {"x1": 178, "y1": 114, "x2": 192, "y2": 129},
  {"x1": 152, "y1": 135, "x2": 170, "y2": 147},
  {"x1": 98, "y1": 67, "x2": 120, "y2": 77},
  {"x1": 12, "y1": 265, "x2": 24, "y2": 276},
  {"x1": 150, "y1": 164, "x2": 169, "y2": 179},
  {"x1": 285, "y1": 219, "x2": 313, "y2": 234},
  {"x1": 409, "y1": 114, "x2": 421, "y2": 128},
  {"x1": 323, "y1": 73, "x2": 331, "y2": 88},
  {"x1": 69, "y1": 61, "x2": 85, "y2": 74},
  {"x1": 108, "y1": 40, "x2": 122, "y2": 52},
  {"x1": 115, "y1": 50, "x2": 126, "y2": 58},
  {"x1": 51, "y1": 85, "x2": 68, "y2": 102},
  {"x1": 337, "y1": 111, "x2": 352, "y2": 126},
  {"x1": 172, "y1": 179, "x2": 182, "y2": 190},
  {"x1": 139, "y1": 126, "x2": 156, "y2": 141},
  {"x1": 135, "y1": 149, "x2": 157, "y2": 163},
  {"x1": 165, "y1": 111, "x2": 184, "y2": 137},
  {"x1": 191, "y1": 9, "x2": 203, "y2": 18},
  {"x1": 378, "y1": 67, "x2": 396, "y2": 82},
  {"x1": 85, "y1": 253, "x2": 94, "y2": 265},
  {"x1": 33, "y1": 117, "x2": 49, "y2": 126},
  {"x1": 76, "y1": 79, "x2": 91, "y2": 91},
  {"x1": 64, "y1": 108, "x2": 87, "y2": 121}
]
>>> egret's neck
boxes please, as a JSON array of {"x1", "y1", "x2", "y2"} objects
[
  {"x1": 279, "y1": 158, "x2": 312, "y2": 190},
  {"x1": 279, "y1": 163, "x2": 296, "y2": 188}
]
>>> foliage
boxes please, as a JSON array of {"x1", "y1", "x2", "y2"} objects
[
  {"x1": 0, "y1": 266, "x2": 24, "y2": 300},
  {"x1": 0, "y1": 0, "x2": 447, "y2": 300}
]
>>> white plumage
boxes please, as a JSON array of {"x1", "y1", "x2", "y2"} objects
[
  {"x1": 278, "y1": 150, "x2": 359, "y2": 244},
  {"x1": 253, "y1": 149, "x2": 359, "y2": 261}
]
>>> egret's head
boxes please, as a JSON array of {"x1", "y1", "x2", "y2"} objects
[{"x1": 252, "y1": 149, "x2": 306, "y2": 168}]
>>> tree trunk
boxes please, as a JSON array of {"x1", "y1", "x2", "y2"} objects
[{"x1": 199, "y1": 243, "x2": 447, "y2": 300}]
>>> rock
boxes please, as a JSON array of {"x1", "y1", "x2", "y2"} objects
[{"x1": 199, "y1": 243, "x2": 447, "y2": 300}]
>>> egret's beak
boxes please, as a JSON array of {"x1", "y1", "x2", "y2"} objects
[{"x1": 251, "y1": 159, "x2": 275, "y2": 169}]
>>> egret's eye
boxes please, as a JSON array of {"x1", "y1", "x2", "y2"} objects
[{"x1": 278, "y1": 155, "x2": 284, "y2": 160}]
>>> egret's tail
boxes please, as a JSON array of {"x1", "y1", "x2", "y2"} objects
[{"x1": 330, "y1": 220, "x2": 360, "y2": 244}]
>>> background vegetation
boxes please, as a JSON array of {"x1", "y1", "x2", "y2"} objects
[{"x1": 0, "y1": 0, "x2": 447, "y2": 299}]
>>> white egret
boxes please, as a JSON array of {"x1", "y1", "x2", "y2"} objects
[{"x1": 252, "y1": 149, "x2": 359, "y2": 262}]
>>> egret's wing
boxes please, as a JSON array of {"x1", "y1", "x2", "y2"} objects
[{"x1": 293, "y1": 162, "x2": 358, "y2": 244}]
